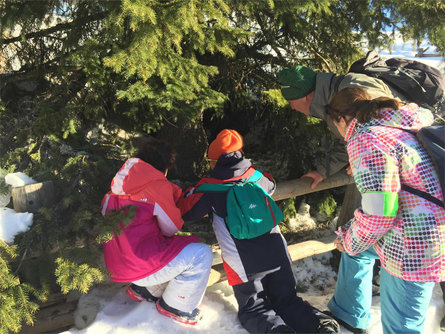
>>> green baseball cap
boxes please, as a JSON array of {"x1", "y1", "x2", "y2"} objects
[{"x1": 278, "y1": 65, "x2": 316, "y2": 100}]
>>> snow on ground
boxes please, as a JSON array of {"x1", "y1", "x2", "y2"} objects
[{"x1": 62, "y1": 252, "x2": 445, "y2": 334}]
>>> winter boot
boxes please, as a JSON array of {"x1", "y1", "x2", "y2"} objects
[
  {"x1": 126, "y1": 284, "x2": 159, "y2": 303},
  {"x1": 156, "y1": 297, "x2": 202, "y2": 325},
  {"x1": 441, "y1": 313, "x2": 445, "y2": 332},
  {"x1": 324, "y1": 311, "x2": 368, "y2": 334},
  {"x1": 306, "y1": 311, "x2": 341, "y2": 334},
  {"x1": 269, "y1": 324, "x2": 296, "y2": 333}
]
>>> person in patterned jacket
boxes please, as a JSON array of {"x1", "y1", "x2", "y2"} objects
[
  {"x1": 179, "y1": 129, "x2": 340, "y2": 334},
  {"x1": 324, "y1": 87, "x2": 445, "y2": 334},
  {"x1": 100, "y1": 137, "x2": 213, "y2": 325}
]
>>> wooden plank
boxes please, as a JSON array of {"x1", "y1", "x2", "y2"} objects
[
  {"x1": 206, "y1": 236, "x2": 336, "y2": 287},
  {"x1": 207, "y1": 263, "x2": 227, "y2": 286},
  {"x1": 287, "y1": 237, "x2": 336, "y2": 261},
  {"x1": 272, "y1": 171, "x2": 354, "y2": 201}
]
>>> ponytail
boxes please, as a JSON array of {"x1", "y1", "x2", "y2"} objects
[{"x1": 326, "y1": 87, "x2": 403, "y2": 124}]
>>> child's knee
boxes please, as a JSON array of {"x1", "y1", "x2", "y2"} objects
[
  {"x1": 185, "y1": 242, "x2": 213, "y2": 268},
  {"x1": 196, "y1": 243, "x2": 213, "y2": 267}
]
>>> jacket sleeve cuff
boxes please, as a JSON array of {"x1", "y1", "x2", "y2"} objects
[{"x1": 316, "y1": 166, "x2": 328, "y2": 179}]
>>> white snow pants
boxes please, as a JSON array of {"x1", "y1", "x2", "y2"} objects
[{"x1": 132, "y1": 242, "x2": 213, "y2": 312}]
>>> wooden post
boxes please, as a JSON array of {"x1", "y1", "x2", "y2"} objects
[
  {"x1": 337, "y1": 183, "x2": 362, "y2": 227},
  {"x1": 11, "y1": 181, "x2": 55, "y2": 213}
]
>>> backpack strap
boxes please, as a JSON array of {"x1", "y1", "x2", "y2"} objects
[
  {"x1": 379, "y1": 126, "x2": 444, "y2": 208},
  {"x1": 246, "y1": 169, "x2": 263, "y2": 183},
  {"x1": 196, "y1": 168, "x2": 263, "y2": 193},
  {"x1": 195, "y1": 182, "x2": 233, "y2": 193},
  {"x1": 401, "y1": 184, "x2": 444, "y2": 208},
  {"x1": 332, "y1": 74, "x2": 346, "y2": 94}
]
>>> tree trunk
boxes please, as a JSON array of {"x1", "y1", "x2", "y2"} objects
[{"x1": 11, "y1": 181, "x2": 56, "y2": 213}]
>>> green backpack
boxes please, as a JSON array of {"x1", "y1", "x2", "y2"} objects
[{"x1": 196, "y1": 170, "x2": 284, "y2": 239}]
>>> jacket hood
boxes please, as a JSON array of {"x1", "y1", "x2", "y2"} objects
[
  {"x1": 309, "y1": 72, "x2": 407, "y2": 123},
  {"x1": 347, "y1": 103, "x2": 434, "y2": 141},
  {"x1": 111, "y1": 158, "x2": 167, "y2": 196},
  {"x1": 309, "y1": 72, "x2": 337, "y2": 120},
  {"x1": 212, "y1": 151, "x2": 252, "y2": 180}
]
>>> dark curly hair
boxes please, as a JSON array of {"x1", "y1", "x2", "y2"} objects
[
  {"x1": 135, "y1": 137, "x2": 176, "y2": 172},
  {"x1": 326, "y1": 87, "x2": 404, "y2": 123}
]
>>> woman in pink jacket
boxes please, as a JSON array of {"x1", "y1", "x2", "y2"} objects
[
  {"x1": 101, "y1": 137, "x2": 212, "y2": 325},
  {"x1": 324, "y1": 87, "x2": 445, "y2": 334}
]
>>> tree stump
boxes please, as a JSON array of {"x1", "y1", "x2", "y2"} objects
[
  {"x1": 11, "y1": 181, "x2": 55, "y2": 213},
  {"x1": 19, "y1": 300, "x2": 78, "y2": 333}
]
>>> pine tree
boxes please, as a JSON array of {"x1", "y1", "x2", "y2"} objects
[
  {"x1": 0, "y1": 0, "x2": 444, "y2": 331},
  {"x1": 0, "y1": 241, "x2": 46, "y2": 334}
]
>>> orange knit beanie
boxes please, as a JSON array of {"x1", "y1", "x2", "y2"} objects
[{"x1": 208, "y1": 129, "x2": 243, "y2": 162}]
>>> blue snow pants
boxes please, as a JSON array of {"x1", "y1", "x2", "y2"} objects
[{"x1": 328, "y1": 247, "x2": 434, "y2": 334}]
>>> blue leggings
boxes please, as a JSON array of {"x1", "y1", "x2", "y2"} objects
[{"x1": 328, "y1": 247, "x2": 434, "y2": 334}]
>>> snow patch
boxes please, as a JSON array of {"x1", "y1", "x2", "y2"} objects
[
  {"x1": 5, "y1": 172, "x2": 37, "y2": 187},
  {"x1": 286, "y1": 201, "x2": 317, "y2": 232},
  {"x1": 0, "y1": 207, "x2": 33, "y2": 243}
]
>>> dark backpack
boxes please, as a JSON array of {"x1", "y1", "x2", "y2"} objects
[
  {"x1": 196, "y1": 170, "x2": 284, "y2": 239},
  {"x1": 343, "y1": 50, "x2": 445, "y2": 112},
  {"x1": 401, "y1": 126, "x2": 445, "y2": 208}
]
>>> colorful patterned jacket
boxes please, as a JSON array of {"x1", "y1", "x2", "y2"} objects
[
  {"x1": 101, "y1": 158, "x2": 199, "y2": 282},
  {"x1": 337, "y1": 103, "x2": 445, "y2": 282}
]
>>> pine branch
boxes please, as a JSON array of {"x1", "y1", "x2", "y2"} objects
[
  {"x1": 1, "y1": 11, "x2": 108, "y2": 46},
  {"x1": 0, "y1": 64, "x2": 82, "y2": 86},
  {"x1": 253, "y1": 12, "x2": 285, "y2": 63}
]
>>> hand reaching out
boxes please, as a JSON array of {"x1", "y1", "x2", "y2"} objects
[
  {"x1": 301, "y1": 171, "x2": 324, "y2": 189},
  {"x1": 334, "y1": 237, "x2": 345, "y2": 253}
]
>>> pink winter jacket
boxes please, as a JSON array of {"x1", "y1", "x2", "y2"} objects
[
  {"x1": 337, "y1": 104, "x2": 445, "y2": 282},
  {"x1": 101, "y1": 158, "x2": 199, "y2": 282}
]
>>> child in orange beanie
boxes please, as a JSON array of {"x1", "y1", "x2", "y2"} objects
[{"x1": 179, "y1": 129, "x2": 339, "y2": 333}]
